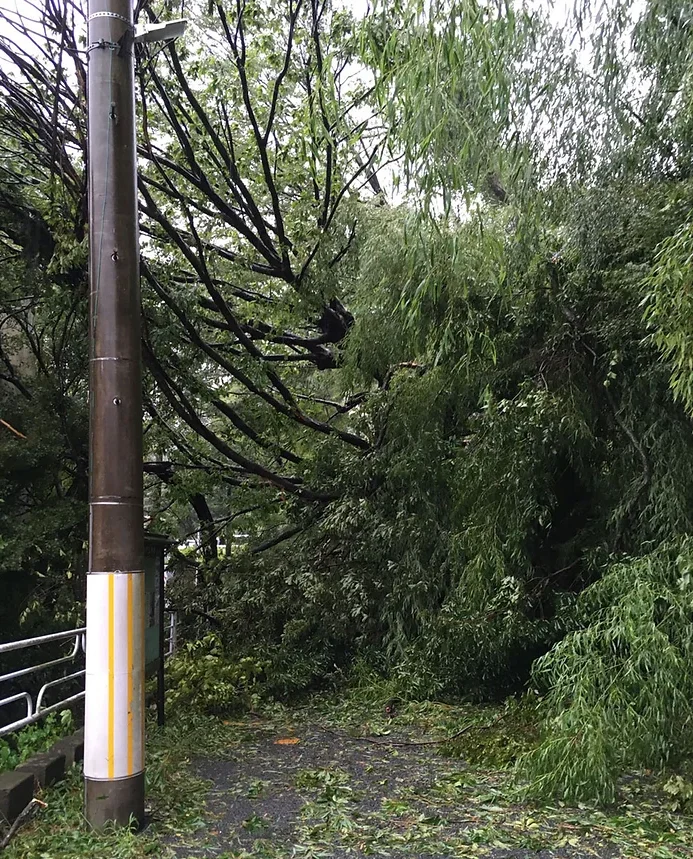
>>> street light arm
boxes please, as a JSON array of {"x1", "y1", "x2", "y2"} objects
[{"x1": 134, "y1": 18, "x2": 187, "y2": 44}]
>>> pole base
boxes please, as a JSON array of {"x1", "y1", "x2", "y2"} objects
[{"x1": 84, "y1": 771, "x2": 145, "y2": 829}]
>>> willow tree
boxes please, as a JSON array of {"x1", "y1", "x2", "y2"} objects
[
  {"x1": 360, "y1": 0, "x2": 693, "y2": 801},
  {"x1": 165, "y1": 0, "x2": 693, "y2": 716}
]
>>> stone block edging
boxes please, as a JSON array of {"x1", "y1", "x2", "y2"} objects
[{"x1": 0, "y1": 729, "x2": 84, "y2": 825}]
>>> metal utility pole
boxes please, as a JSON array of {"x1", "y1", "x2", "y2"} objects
[
  {"x1": 84, "y1": 0, "x2": 186, "y2": 826},
  {"x1": 84, "y1": 0, "x2": 145, "y2": 827}
]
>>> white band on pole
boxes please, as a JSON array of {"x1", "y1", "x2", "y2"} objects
[{"x1": 84, "y1": 572, "x2": 145, "y2": 780}]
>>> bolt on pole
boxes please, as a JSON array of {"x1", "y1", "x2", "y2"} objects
[{"x1": 84, "y1": 0, "x2": 145, "y2": 827}]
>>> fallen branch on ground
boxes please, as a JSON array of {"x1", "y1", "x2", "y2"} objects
[
  {"x1": 319, "y1": 710, "x2": 508, "y2": 748},
  {"x1": 0, "y1": 798, "x2": 45, "y2": 852}
]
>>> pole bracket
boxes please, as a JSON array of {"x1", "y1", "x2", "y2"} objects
[{"x1": 86, "y1": 40, "x2": 120, "y2": 54}]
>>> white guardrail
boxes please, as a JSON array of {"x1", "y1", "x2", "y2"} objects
[
  {"x1": 0, "y1": 614, "x2": 177, "y2": 738},
  {"x1": 0, "y1": 628, "x2": 86, "y2": 738}
]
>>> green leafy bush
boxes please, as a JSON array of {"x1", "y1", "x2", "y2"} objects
[
  {"x1": 0, "y1": 709, "x2": 74, "y2": 773},
  {"x1": 0, "y1": 739, "x2": 17, "y2": 772},
  {"x1": 521, "y1": 540, "x2": 693, "y2": 804},
  {"x1": 662, "y1": 775, "x2": 693, "y2": 813},
  {"x1": 643, "y1": 218, "x2": 693, "y2": 413},
  {"x1": 442, "y1": 695, "x2": 542, "y2": 767},
  {"x1": 397, "y1": 608, "x2": 566, "y2": 702},
  {"x1": 165, "y1": 634, "x2": 267, "y2": 716}
]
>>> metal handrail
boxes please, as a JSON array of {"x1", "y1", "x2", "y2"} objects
[
  {"x1": 1, "y1": 692, "x2": 86, "y2": 737},
  {"x1": 0, "y1": 630, "x2": 86, "y2": 738},
  {"x1": 0, "y1": 627, "x2": 86, "y2": 654},
  {"x1": 0, "y1": 635, "x2": 82, "y2": 683},
  {"x1": 35, "y1": 670, "x2": 86, "y2": 712},
  {"x1": 1, "y1": 613, "x2": 177, "y2": 737}
]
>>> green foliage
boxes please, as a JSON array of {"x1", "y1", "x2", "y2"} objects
[
  {"x1": 441, "y1": 695, "x2": 541, "y2": 768},
  {"x1": 239, "y1": 182, "x2": 693, "y2": 701},
  {"x1": 0, "y1": 740, "x2": 16, "y2": 773},
  {"x1": 643, "y1": 217, "x2": 693, "y2": 413},
  {"x1": 662, "y1": 775, "x2": 693, "y2": 814},
  {"x1": 295, "y1": 767, "x2": 354, "y2": 803},
  {"x1": 521, "y1": 540, "x2": 693, "y2": 804},
  {"x1": 395, "y1": 604, "x2": 567, "y2": 702},
  {"x1": 0, "y1": 710, "x2": 75, "y2": 774},
  {"x1": 0, "y1": 177, "x2": 88, "y2": 639},
  {"x1": 366, "y1": 0, "x2": 541, "y2": 206},
  {"x1": 164, "y1": 634, "x2": 267, "y2": 715},
  {"x1": 174, "y1": 185, "x2": 693, "y2": 713}
]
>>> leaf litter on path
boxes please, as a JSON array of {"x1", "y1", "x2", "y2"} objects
[{"x1": 165, "y1": 702, "x2": 693, "y2": 859}]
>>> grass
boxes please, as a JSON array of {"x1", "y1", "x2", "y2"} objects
[{"x1": 1, "y1": 714, "x2": 233, "y2": 858}]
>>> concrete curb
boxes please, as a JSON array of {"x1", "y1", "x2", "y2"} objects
[
  {"x1": 16, "y1": 750, "x2": 66, "y2": 789},
  {"x1": 0, "y1": 729, "x2": 83, "y2": 825},
  {"x1": 0, "y1": 770, "x2": 34, "y2": 826},
  {"x1": 53, "y1": 728, "x2": 84, "y2": 768}
]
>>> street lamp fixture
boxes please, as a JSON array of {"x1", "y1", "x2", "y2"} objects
[{"x1": 135, "y1": 19, "x2": 188, "y2": 44}]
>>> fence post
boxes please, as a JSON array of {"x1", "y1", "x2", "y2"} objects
[{"x1": 157, "y1": 557, "x2": 165, "y2": 727}]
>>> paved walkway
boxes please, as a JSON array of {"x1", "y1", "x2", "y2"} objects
[{"x1": 166, "y1": 718, "x2": 632, "y2": 859}]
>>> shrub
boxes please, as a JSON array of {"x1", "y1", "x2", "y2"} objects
[
  {"x1": 165, "y1": 634, "x2": 267, "y2": 716},
  {"x1": 520, "y1": 540, "x2": 693, "y2": 804},
  {"x1": 0, "y1": 709, "x2": 74, "y2": 773}
]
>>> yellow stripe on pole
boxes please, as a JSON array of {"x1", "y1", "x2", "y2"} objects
[
  {"x1": 127, "y1": 573, "x2": 134, "y2": 775},
  {"x1": 107, "y1": 573, "x2": 115, "y2": 779}
]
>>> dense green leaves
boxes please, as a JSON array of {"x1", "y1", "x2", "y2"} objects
[
  {"x1": 522, "y1": 541, "x2": 693, "y2": 804},
  {"x1": 3, "y1": 0, "x2": 693, "y2": 807},
  {"x1": 644, "y1": 218, "x2": 693, "y2": 412}
]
